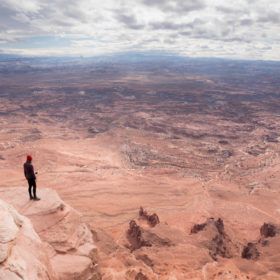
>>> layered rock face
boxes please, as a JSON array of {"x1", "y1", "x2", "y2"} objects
[
  {"x1": 0, "y1": 198, "x2": 55, "y2": 280},
  {"x1": 0, "y1": 188, "x2": 100, "y2": 280}
]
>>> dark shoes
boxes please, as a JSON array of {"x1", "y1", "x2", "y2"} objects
[{"x1": 30, "y1": 197, "x2": 41, "y2": 201}]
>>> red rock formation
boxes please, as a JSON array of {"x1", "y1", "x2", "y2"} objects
[
  {"x1": 260, "y1": 223, "x2": 277, "y2": 238},
  {"x1": 191, "y1": 218, "x2": 239, "y2": 260},
  {"x1": 135, "y1": 271, "x2": 148, "y2": 280},
  {"x1": 242, "y1": 242, "x2": 260, "y2": 260},
  {"x1": 190, "y1": 221, "x2": 207, "y2": 234},
  {"x1": 139, "y1": 207, "x2": 160, "y2": 227},
  {"x1": 127, "y1": 220, "x2": 151, "y2": 251}
]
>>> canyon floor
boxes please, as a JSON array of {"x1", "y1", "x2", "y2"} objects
[{"x1": 0, "y1": 55, "x2": 280, "y2": 279}]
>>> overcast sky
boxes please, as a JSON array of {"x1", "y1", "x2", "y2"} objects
[{"x1": 0, "y1": 0, "x2": 279, "y2": 60}]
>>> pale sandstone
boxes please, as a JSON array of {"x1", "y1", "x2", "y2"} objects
[{"x1": 0, "y1": 188, "x2": 100, "y2": 280}]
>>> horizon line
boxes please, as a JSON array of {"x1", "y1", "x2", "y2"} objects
[{"x1": 1, "y1": 51, "x2": 280, "y2": 63}]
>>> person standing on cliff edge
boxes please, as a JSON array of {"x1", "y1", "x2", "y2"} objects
[{"x1": 24, "y1": 155, "x2": 40, "y2": 201}]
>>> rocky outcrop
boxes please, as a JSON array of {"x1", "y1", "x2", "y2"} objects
[
  {"x1": 139, "y1": 207, "x2": 160, "y2": 227},
  {"x1": 127, "y1": 220, "x2": 152, "y2": 251},
  {"x1": 190, "y1": 218, "x2": 240, "y2": 261},
  {"x1": 0, "y1": 198, "x2": 56, "y2": 280},
  {"x1": 260, "y1": 223, "x2": 278, "y2": 238},
  {"x1": 0, "y1": 188, "x2": 100, "y2": 280},
  {"x1": 190, "y1": 221, "x2": 207, "y2": 234},
  {"x1": 135, "y1": 271, "x2": 148, "y2": 280},
  {"x1": 192, "y1": 220, "x2": 280, "y2": 262},
  {"x1": 240, "y1": 222, "x2": 279, "y2": 260},
  {"x1": 241, "y1": 242, "x2": 260, "y2": 260},
  {"x1": 126, "y1": 219, "x2": 173, "y2": 252}
]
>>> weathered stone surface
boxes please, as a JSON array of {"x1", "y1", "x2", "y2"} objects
[
  {"x1": 0, "y1": 205, "x2": 19, "y2": 243},
  {"x1": 51, "y1": 254, "x2": 99, "y2": 280},
  {"x1": 0, "y1": 199, "x2": 56, "y2": 280},
  {"x1": 0, "y1": 188, "x2": 100, "y2": 280}
]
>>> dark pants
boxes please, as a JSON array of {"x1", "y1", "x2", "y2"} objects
[{"x1": 28, "y1": 179, "x2": 37, "y2": 199}]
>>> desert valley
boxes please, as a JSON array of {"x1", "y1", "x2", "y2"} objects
[{"x1": 0, "y1": 53, "x2": 280, "y2": 279}]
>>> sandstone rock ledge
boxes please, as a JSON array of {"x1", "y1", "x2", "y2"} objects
[{"x1": 0, "y1": 188, "x2": 101, "y2": 280}]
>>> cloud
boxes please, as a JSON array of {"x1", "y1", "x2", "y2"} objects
[
  {"x1": 141, "y1": 0, "x2": 206, "y2": 13},
  {"x1": 258, "y1": 11, "x2": 280, "y2": 24},
  {"x1": 115, "y1": 12, "x2": 145, "y2": 29},
  {"x1": 239, "y1": 19, "x2": 253, "y2": 26},
  {"x1": 1, "y1": 0, "x2": 41, "y2": 14},
  {"x1": 0, "y1": 0, "x2": 279, "y2": 60},
  {"x1": 149, "y1": 21, "x2": 194, "y2": 30},
  {"x1": 215, "y1": 5, "x2": 248, "y2": 15}
]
